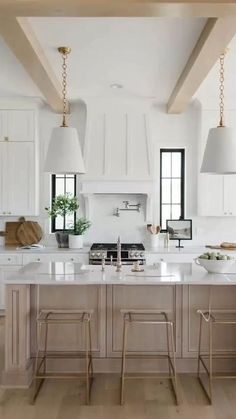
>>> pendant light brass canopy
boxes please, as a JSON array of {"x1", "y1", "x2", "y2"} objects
[
  {"x1": 201, "y1": 52, "x2": 236, "y2": 174},
  {"x1": 44, "y1": 46, "x2": 85, "y2": 174}
]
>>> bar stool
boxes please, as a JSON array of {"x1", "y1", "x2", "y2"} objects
[
  {"x1": 31, "y1": 309, "x2": 93, "y2": 404},
  {"x1": 197, "y1": 308, "x2": 236, "y2": 404},
  {"x1": 120, "y1": 309, "x2": 179, "y2": 405}
]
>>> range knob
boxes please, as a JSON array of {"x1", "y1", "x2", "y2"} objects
[
  {"x1": 97, "y1": 252, "x2": 101, "y2": 257},
  {"x1": 130, "y1": 251, "x2": 134, "y2": 257},
  {"x1": 135, "y1": 252, "x2": 140, "y2": 257},
  {"x1": 91, "y1": 253, "x2": 95, "y2": 257},
  {"x1": 140, "y1": 252, "x2": 144, "y2": 257},
  {"x1": 102, "y1": 253, "x2": 106, "y2": 258}
]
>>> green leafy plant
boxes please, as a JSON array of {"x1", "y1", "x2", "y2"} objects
[
  {"x1": 45, "y1": 193, "x2": 79, "y2": 232},
  {"x1": 71, "y1": 217, "x2": 92, "y2": 236}
]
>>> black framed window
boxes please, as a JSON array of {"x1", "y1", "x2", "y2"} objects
[
  {"x1": 160, "y1": 149, "x2": 185, "y2": 230},
  {"x1": 51, "y1": 174, "x2": 76, "y2": 232}
]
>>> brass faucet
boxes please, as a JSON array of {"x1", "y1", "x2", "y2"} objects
[{"x1": 116, "y1": 236, "x2": 122, "y2": 272}]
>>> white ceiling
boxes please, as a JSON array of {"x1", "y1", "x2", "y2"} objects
[{"x1": 0, "y1": 17, "x2": 206, "y2": 103}]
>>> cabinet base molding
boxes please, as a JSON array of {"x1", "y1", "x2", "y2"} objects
[{"x1": 1, "y1": 361, "x2": 33, "y2": 388}]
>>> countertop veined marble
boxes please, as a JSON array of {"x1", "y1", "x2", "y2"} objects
[
  {"x1": 0, "y1": 245, "x2": 230, "y2": 255},
  {"x1": 6, "y1": 262, "x2": 236, "y2": 286}
]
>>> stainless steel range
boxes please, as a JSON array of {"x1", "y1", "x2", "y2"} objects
[{"x1": 89, "y1": 243, "x2": 146, "y2": 265}]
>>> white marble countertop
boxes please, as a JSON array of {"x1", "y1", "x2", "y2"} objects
[
  {"x1": 6, "y1": 262, "x2": 236, "y2": 286},
  {"x1": 0, "y1": 245, "x2": 232, "y2": 255}
]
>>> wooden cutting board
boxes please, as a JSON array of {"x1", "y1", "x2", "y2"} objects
[
  {"x1": 0, "y1": 221, "x2": 22, "y2": 246},
  {"x1": 0, "y1": 218, "x2": 43, "y2": 246},
  {"x1": 206, "y1": 245, "x2": 236, "y2": 250},
  {"x1": 16, "y1": 220, "x2": 43, "y2": 246}
]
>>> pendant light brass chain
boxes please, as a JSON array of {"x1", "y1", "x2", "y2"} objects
[
  {"x1": 61, "y1": 52, "x2": 68, "y2": 127},
  {"x1": 58, "y1": 46, "x2": 71, "y2": 127},
  {"x1": 219, "y1": 52, "x2": 225, "y2": 127}
]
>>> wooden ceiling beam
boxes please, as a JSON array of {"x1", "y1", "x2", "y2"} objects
[
  {"x1": 167, "y1": 17, "x2": 236, "y2": 114},
  {"x1": 1, "y1": 1, "x2": 236, "y2": 18},
  {"x1": 0, "y1": 17, "x2": 63, "y2": 112}
]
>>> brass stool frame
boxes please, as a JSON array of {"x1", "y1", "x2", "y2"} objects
[
  {"x1": 120, "y1": 309, "x2": 179, "y2": 405},
  {"x1": 197, "y1": 308, "x2": 236, "y2": 404},
  {"x1": 32, "y1": 309, "x2": 93, "y2": 404}
]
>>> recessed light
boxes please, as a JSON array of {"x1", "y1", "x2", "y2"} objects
[{"x1": 110, "y1": 83, "x2": 123, "y2": 89}]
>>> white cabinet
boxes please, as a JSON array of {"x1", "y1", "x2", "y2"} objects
[
  {"x1": 0, "y1": 108, "x2": 38, "y2": 216},
  {"x1": 146, "y1": 253, "x2": 198, "y2": 264},
  {"x1": 198, "y1": 174, "x2": 236, "y2": 216},
  {"x1": 0, "y1": 142, "x2": 37, "y2": 216},
  {"x1": 22, "y1": 253, "x2": 89, "y2": 265},
  {"x1": 0, "y1": 254, "x2": 23, "y2": 310},
  {"x1": 0, "y1": 110, "x2": 35, "y2": 142}
]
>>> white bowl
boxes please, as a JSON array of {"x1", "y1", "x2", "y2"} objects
[{"x1": 195, "y1": 258, "x2": 235, "y2": 274}]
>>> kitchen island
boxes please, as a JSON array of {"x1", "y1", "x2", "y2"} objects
[{"x1": 3, "y1": 262, "x2": 236, "y2": 387}]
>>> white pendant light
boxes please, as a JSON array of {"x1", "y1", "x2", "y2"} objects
[
  {"x1": 201, "y1": 52, "x2": 236, "y2": 174},
  {"x1": 44, "y1": 47, "x2": 85, "y2": 174}
]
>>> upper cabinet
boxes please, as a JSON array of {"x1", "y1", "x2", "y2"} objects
[
  {"x1": 0, "y1": 107, "x2": 38, "y2": 216},
  {"x1": 0, "y1": 110, "x2": 35, "y2": 142}
]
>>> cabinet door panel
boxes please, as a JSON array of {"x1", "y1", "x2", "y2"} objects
[
  {"x1": 198, "y1": 174, "x2": 224, "y2": 216},
  {"x1": 107, "y1": 285, "x2": 181, "y2": 357},
  {"x1": 7, "y1": 142, "x2": 36, "y2": 215},
  {"x1": 224, "y1": 175, "x2": 236, "y2": 216},
  {"x1": 0, "y1": 111, "x2": 7, "y2": 140},
  {"x1": 7, "y1": 110, "x2": 35, "y2": 142}
]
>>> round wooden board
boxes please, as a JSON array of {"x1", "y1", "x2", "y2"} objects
[{"x1": 16, "y1": 221, "x2": 43, "y2": 246}]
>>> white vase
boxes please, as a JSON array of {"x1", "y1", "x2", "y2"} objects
[
  {"x1": 150, "y1": 234, "x2": 159, "y2": 248},
  {"x1": 69, "y1": 235, "x2": 83, "y2": 249}
]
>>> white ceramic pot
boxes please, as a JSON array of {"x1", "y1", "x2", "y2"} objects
[
  {"x1": 195, "y1": 257, "x2": 235, "y2": 273},
  {"x1": 69, "y1": 234, "x2": 83, "y2": 249},
  {"x1": 150, "y1": 234, "x2": 160, "y2": 248}
]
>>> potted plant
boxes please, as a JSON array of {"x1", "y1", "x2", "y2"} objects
[
  {"x1": 45, "y1": 194, "x2": 79, "y2": 248},
  {"x1": 69, "y1": 217, "x2": 91, "y2": 249}
]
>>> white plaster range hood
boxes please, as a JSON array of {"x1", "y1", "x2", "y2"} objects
[{"x1": 79, "y1": 99, "x2": 156, "y2": 220}]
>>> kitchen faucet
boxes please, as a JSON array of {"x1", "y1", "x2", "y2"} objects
[{"x1": 116, "y1": 236, "x2": 122, "y2": 272}]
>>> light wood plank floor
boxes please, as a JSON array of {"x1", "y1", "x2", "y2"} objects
[{"x1": 0, "y1": 319, "x2": 236, "y2": 418}]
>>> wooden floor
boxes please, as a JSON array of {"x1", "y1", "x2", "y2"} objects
[{"x1": 0, "y1": 319, "x2": 236, "y2": 418}]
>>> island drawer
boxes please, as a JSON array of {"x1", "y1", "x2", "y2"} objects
[
  {"x1": 0, "y1": 254, "x2": 23, "y2": 265},
  {"x1": 22, "y1": 253, "x2": 89, "y2": 265}
]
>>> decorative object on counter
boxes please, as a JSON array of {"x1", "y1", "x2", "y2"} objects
[
  {"x1": 116, "y1": 236, "x2": 122, "y2": 272},
  {"x1": 44, "y1": 46, "x2": 85, "y2": 175},
  {"x1": 0, "y1": 217, "x2": 42, "y2": 246},
  {"x1": 45, "y1": 194, "x2": 79, "y2": 248},
  {"x1": 147, "y1": 224, "x2": 160, "y2": 248},
  {"x1": 69, "y1": 217, "x2": 91, "y2": 249},
  {"x1": 114, "y1": 201, "x2": 141, "y2": 217},
  {"x1": 166, "y1": 219, "x2": 192, "y2": 248},
  {"x1": 201, "y1": 50, "x2": 236, "y2": 174},
  {"x1": 131, "y1": 260, "x2": 144, "y2": 272},
  {"x1": 195, "y1": 252, "x2": 234, "y2": 273}
]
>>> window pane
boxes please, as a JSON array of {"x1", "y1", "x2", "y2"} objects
[
  {"x1": 55, "y1": 178, "x2": 65, "y2": 196},
  {"x1": 66, "y1": 177, "x2": 75, "y2": 195},
  {"x1": 55, "y1": 215, "x2": 64, "y2": 230},
  {"x1": 161, "y1": 205, "x2": 171, "y2": 230},
  {"x1": 162, "y1": 153, "x2": 171, "y2": 177},
  {"x1": 172, "y1": 179, "x2": 181, "y2": 204},
  {"x1": 162, "y1": 179, "x2": 171, "y2": 203},
  {"x1": 172, "y1": 204, "x2": 181, "y2": 220},
  {"x1": 172, "y1": 152, "x2": 181, "y2": 177}
]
